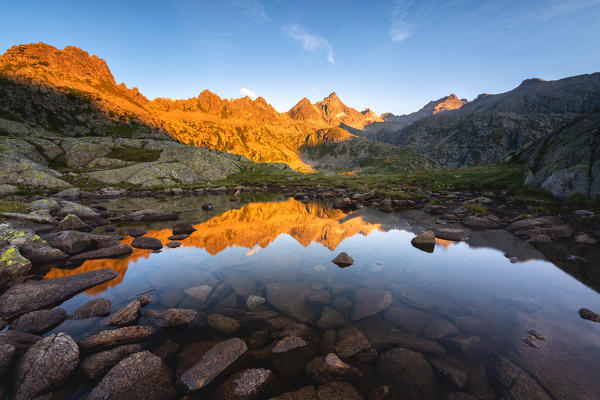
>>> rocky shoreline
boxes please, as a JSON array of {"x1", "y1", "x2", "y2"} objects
[{"x1": 0, "y1": 187, "x2": 599, "y2": 399}]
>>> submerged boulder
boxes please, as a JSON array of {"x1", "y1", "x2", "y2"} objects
[
  {"x1": 88, "y1": 350, "x2": 175, "y2": 400},
  {"x1": 376, "y1": 347, "x2": 438, "y2": 400},
  {"x1": 180, "y1": 338, "x2": 249, "y2": 392}
]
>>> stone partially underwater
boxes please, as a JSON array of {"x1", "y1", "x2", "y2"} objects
[{"x1": 0, "y1": 194, "x2": 598, "y2": 399}]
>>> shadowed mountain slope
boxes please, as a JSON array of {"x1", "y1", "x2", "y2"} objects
[{"x1": 367, "y1": 73, "x2": 600, "y2": 168}]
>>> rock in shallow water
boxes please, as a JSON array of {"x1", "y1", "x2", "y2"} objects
[
  {"x1": 216, "y1": 368, "x2": 281, "y2": 399},
  {"x1": 578, "y1": 308, "x2": 600, "y2": 322},
  {"x1": 80, "y1": 344, "x2": 143, "y2": 379},
  {"x1": 180, "y1": 338, "x2": 248, "y2": 392},
  {"x1": 271, "y1": 385, "x2": 318, "y2": 400},
  {"x1": 266, "y1": 283, "x2": 318, "y2": 322},
  {"x1": 411, "y1": 230, "x2": 436, "y2": 253},
  {"x1": 246, "y1": 295, "x2": 266, "y2": 310},
  {"x1": 207, "y1": 313, "x2": 241, "y2": 334},
  {"x1": 334, "y1": 326, "x2": 371, "y2": 359},
  {"x1": 106, "y1": 299, "x2": 142, "y2": 326},
  {"x1": 69, "y1": 298, "x2": 112, "y2": 319},
  {"x1": 0, "y1": 268, "x2": 118, "y2": 319},
  {"x1": 0, "y1": 330, "x2": 41, "y2": 355},
  {"x1": 352, "y1": 289, "x2": 392, "y2": 321},
  {"x1": 12, "y1": 333, "x2": 79, "y2": 400},
  {"x1": 69, "y1": 244, "x2": 133, "y2": 261},
  {"x1": 494, "y1": 355, "x2": 551, "y2": 400},
  {"x1": 376, "y1": 347, "x2": 438, "y2": 400},
  {"x1": 172, "y1": 222, "x2": 196, "y2": 235},
  {"x1": 0, "y1": 343, "x2": 16, "y2": 376},
  {"x1": 316, "y1": 381, "x2": 364, "y2": 400},
  {"x1": 411, "y1": 230, "x2": 436, "y2": 245},
  {"x1": 270, "y1": 336, "x2": 316, "y2": 388},
  {"x1": 10, "y1": 308, "x2": 67, "y2": 334},
  {"x1": 88, "y1": 350, "x2": 175, "y2": 400},
  {"x1": 146, "y1": 308, "x2": 197, "y2": 327},
  {"x1": 306, "y1": 353, "x2": 363, "y2": 383},
  {"x1": 317, "y1": 306, "x2": 346, "y2": 330},
  {"x1": 131, "y1": 236, "x2": 163, "y2": 250},
  {"x1": 41, "y1": 230, "x2": 95, "y2": 254},
  {"x1": 434, "y1": 228, "x2": 471, "y2": 241},
  {"x1": 124, "y1": 209, "x2": 179, "y2": 222},
  {"x1": 78, "y1": 326, "x2": 157, "y2": 352},
  {"x1": 331, "y1": 252, "x2": 354, "y2": 268}
]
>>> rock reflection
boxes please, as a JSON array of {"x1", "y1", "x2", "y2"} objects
[{"x1": 44, "y1": 199, "x2": 382, "y2": 291}]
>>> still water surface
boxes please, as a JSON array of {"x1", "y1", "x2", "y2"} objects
[{"x1": 45, "y1": 196, "x2": 600, "y2": 399}]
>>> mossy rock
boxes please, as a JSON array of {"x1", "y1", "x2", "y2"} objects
[{"x1": 0, "y1": 246, "x2": 32, "y2": 278}]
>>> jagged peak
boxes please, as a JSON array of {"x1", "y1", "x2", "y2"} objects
[
  {"x1": 295, "y1": 97, "x2": 312, "y2": 106},
  {"x1": 198, "y1": 89, "x2": 220, "y2": 99},
  {"x1": 1, "y1": 41, "x2": 115, "y2": 85}
]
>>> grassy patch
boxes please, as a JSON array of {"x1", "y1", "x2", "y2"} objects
[
  {"x1": 464, "y1": 203, "x2": 488, "y2": 214},
  {"x1": 106, "y1": 147, "x2": 161, "y2": 162},
  {"x1": 210, "y1": 162, "x2": 571, "y2": 209},
  {"x1": 0, "y1": 200, "x2": 30, "y2": 213}
]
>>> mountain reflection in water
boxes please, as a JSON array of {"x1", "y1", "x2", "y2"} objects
[
  {"x1": 44, "y1": 199, "x2": 382, "y2": 292},
  {"x1": 44, "y1": 198, "x2": 559, "y2": 295},
  {"x1": 41, "y1": 197, "x2": 600, "y2": 399}
]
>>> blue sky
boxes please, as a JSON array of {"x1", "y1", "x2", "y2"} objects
[{"x1": 1, "y1": 0, "x2": 599, "y2": 115}]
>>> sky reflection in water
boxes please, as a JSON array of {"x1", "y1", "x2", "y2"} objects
[{"x1": 44, "y1": 198, "x2": 600, "y2": 398}]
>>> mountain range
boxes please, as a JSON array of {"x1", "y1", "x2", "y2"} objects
[{"x1": 0, "y1": 42, "x2": 599, "y2": 198}]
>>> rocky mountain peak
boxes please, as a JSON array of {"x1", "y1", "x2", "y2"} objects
[
  {"x1": 0, "y1": 43, "x2": 116, "y2": 85},
  {"x1": 288, "y1": 97, "x2": 323, "y2": 122},
  {"x1": 419, "y1": 94, "x2": 468, "y2": 114}
]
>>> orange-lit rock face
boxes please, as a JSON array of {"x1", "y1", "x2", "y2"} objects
[
  {"x1": 44, "y1": 199, "x2": 381, "y2": 293},
  {"x1": 431, "y1": 94, "x2": 467, "y2": 114},
  {"x1": 0, "y1": 43, "x2": 374, "y2": 172}
]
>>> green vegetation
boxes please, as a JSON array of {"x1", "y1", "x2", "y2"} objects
[
  {"x1": 0, "y1": 200, "x2": 30, "y2": 213},
  {"x1": 106, "y1": 147, "x2": 161, "y2": 162},
  {"x1": 208, "y1": 162, "x2": 594, "y2": 212},
  {"x1": 464, "y1": 203, "x2": 488, "y2": 214}
]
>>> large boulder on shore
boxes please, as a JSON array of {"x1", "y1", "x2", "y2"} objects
[
  {"x1": 11, "y1": 333, "x2": 79, "y2": 400},
  {"x1": 0, "y1": 246, "x2": 31, "y2": 278}
]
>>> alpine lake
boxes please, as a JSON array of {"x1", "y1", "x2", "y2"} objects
[{"x1": 32, "y1": 193, "x2": 600, "y2": 399}]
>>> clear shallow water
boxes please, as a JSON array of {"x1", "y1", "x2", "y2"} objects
[{"x1": 44, "y1": 197, "x2": 600, "y2": 399}]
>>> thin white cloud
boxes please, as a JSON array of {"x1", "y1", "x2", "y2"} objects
[
  {"x1": 240, "y1": 87, "x2": 257, "y2": 99},
  {"x1": 389, "y1": 0, "x2": 414, "y2": 42},
  {"x1": 284, "y1": 23, "x2": 334, "y2": 65},
  {"x1": 231, "y1": 0, "x2": 271, "y2": 21}
]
